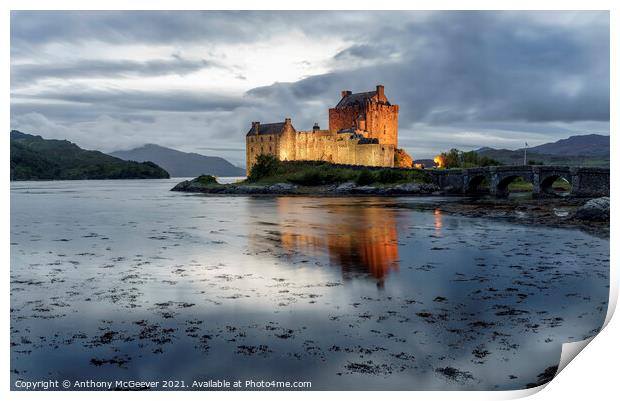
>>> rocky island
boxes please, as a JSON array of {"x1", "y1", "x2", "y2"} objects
[
  {"x1": 171, "y1": 157, "x2": 438, "y2": 195},
  {"x1": 172, "y1": 157, "x2": 609, "y2": 236}
]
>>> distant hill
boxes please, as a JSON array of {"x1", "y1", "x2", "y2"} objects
[
  {"x1": 475, "y1": 134, "x2": 609, "y2": 167},
  {"x1": 10, "y1": 130, "x2": 170, "y2": 181},
  {"x1": 415, "y1": 158, "x2": 436, "y2": 168},
  {"x1": 110, "y1": 144, "x2": 245, "y2": 177},
  {"x1": 526, "y1": 134, "x2": 609, "y2": 157}
]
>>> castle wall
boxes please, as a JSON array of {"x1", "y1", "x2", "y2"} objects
[
  {"x1": 246, "y1": 133, "x2": 281, "y2": 173},
  {"x1": 246, "y1": 86, "x2": 400, "y2": 174},
  {"x1": 365, "y1": 103, "x2": 399, "y2": 147},
  {"x1": 328, "y1": 107, "x2": 359, "y2": 134},
  {"x1": 246, "y1": 130, "x2": 395, "y2": 173},
  {"x1": 291, "y1": 131, "x2": 394, "y2": 168},
  {"x1": 328, "y1": 103, "x2": 399, "y2": 147}
]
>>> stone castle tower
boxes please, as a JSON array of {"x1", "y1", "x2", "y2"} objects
[
  {"x1": 328, "y1": 85, "x2": 399, "y2": 147},
  {"x1": 245, "y1": 85, "x2": 411, "y2": 173}
]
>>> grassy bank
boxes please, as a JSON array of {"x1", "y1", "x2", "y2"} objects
[
  {"x1": 471, "y1": 177, "x2": 572, "y2": 193},
  {"x1": 246, "y1": 155, "x2": 431, "y2": 186},
  {"x1": 507, "y1": 177, "x2": 571, "y2": 192}
]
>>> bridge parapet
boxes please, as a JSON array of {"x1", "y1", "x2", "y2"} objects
[
  {"x1": 425, "y1": 165, "x2": 609, "y2": 198},
  {"x1": 569, "y1": 167, "x2": 610, "y2": 197}
]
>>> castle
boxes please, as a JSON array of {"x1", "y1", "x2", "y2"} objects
[{"x1": 245, "y1": 85, "x2": 413, "y2": 173}]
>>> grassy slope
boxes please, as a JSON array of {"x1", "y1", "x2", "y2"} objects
[
  {"x1": 10, "y1": 131, "x2": 170, "y2": 180},
  {"x1": 246, "y1": 160, "x2": 431, "y2": 187}
]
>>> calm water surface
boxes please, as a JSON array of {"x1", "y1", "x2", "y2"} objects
[{"x1": 10, "y1": 179, "x2": 609, "y2": 390}]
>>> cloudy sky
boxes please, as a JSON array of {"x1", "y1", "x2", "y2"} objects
[{"x1": 11, "y1": 11, "x2": 609, "y2": 165}]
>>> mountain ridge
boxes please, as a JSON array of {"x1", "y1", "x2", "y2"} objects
[
  {"x1": 524, "y1": 134, "x2": 609, "y2": 157},
  {"x1": 474, "y1": 134, "x2": 609, "y2": 167},
  {"x1": 10, "y1": 130, "x2": 170, "y2": 180},
  {"x1": 110, "y1": 144, "x2": 245, "y2": 177}
]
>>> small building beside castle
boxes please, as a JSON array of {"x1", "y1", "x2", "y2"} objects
[{"x1": 245, "y1": 85, "x2": 412, "y2": 173}]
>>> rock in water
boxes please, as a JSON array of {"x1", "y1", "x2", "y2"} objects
[
  {"x1": 335, "y1": 182, "x2": 356, "y2": 193},
  {"x1": 266, "y1": 183, "x2": 296, "y2": 193},
  {"x1": 574, "y1": 197, "x2": 610, "y2": 221}
]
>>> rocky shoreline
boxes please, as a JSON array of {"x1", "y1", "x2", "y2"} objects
[
  {"x1": 171, "y1": 177, "x2": 440, "y2": 195},
  {"x1": 395, "y1": 196, "x2": 610, "y2": 238},
  {"x1": 171, "y1": 177, "x2": 609, "y2": 236}
]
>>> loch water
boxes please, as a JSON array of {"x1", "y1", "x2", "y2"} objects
[{"x1": 10, "y1": 179, "x2": 609, "y2": 390}]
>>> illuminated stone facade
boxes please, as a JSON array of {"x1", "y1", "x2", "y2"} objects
[{"x1": 245, "y1": 85, "x2": 410, "y2": 173}]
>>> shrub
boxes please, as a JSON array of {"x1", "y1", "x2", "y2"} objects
[
  {"x1": 287, "y1": 166, "x2": 345, "y2": 186},
  {"x1": 355, "y1": 169, "x2": 376, "y2": 186},
  {"x1": 437, "y1": 149, "x2": 502, "y2": 168},
  {"x1": 479, "y1": 156, "x2": 501, "y2": 167},
  {"x1": 248, "y1": 154, "x2": 280, "y2": 182},
  {"x1": 376, "y1": 169, "x2": 407, "y2": 183},
  {"x1": 196, "y1": 175, "x2": 218, "y2": 185}
]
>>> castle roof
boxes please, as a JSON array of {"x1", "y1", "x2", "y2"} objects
[
  {"x1": 334, "y1": 85, "x2": 392, "y2": 109},
  {"x1": 336, "y1": 90, "x2": 391, "y2": 108},
  {"x1": 245, "y1": 121, "x2": 295, "y2": 136}
]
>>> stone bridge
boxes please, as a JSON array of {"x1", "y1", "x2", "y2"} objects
[{"x1": 427, "y1": 165, "x2": 609, "y2": 198}]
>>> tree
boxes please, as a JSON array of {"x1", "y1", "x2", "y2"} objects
[
  {"x1": 247, "y1": 154, "x2": 280, "y2": 182},
  {"x1": 435, "y1": 148, "x2": 501, "y2": 168}
]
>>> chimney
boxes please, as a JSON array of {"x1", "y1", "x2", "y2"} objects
[
  {"x1": 376, "y1": 85, "x2": 384, "y2": 99},
  {"x1": 313, "y1": 122, "x2": 320, "y2": 131},
  {"x1": 341, "y1": 90, "x2": 352, "y2": 98},
  {"x1": 251, "y1": 121, "x2": 260, "y2": 135},
  {"x1": 284, "y1": 118, "x2": 292, "y2": 126}
]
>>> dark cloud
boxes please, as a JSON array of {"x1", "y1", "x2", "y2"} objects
[
  {"x1": 13, "y1": 88, "x2": 254, "y2": 113},
  {"x1": 10, "y1": 11, "x2": 610, "y2": 162},
  {"x1": 248, "y1": 11, "x2": 609, "y2": 127},
  {"x1": 197, "y1": 146, "x2": 246, "y2": 152},
  {"x1": 11, "y1": 11, "x2": 252, "y2": 48},
  {"x1": 333, "y1": 43, "x2": 398, "y2": 61},
  {"x1": 11, "y1": 56, "x2": 217, "y2": 87},
  {"x1": 10, "y1": 10, "x2": 353, "y2": 50}
]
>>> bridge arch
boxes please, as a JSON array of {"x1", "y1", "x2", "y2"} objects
[
  {"x1": 426, "y1": 166, "x2": 608, "y2": 198},
  {"x1": 466, "y1": 175, "x2": 490, "y2": 194},
  {"x1": 540, "y1": 174, "x2": 572, "y2": 197},
  {"x1": 495, "y1": 174, "x2": 533, "y2": 198}
]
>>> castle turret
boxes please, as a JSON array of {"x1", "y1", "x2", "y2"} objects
[{"x1": 376, "y1": 85, "x2": 385, "y2": 101}]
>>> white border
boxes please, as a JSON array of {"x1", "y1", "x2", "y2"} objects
[{"x1": 2, "y1": 2, "x2": 617, "y2": 401}]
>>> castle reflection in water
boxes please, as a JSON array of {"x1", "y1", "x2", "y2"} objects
[{"x1": 249, "y1": 198, "x2": 443, "y2": 287}]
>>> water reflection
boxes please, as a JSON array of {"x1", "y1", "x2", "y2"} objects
[
  {"x1": 257, "y1": 198, "x2": 400, "y2": 286},
  {"x1": 10, "y1": 182, "x2": 610, "y2": 390},
  {"x1": 434, "y1": 208, "x2": 443, "y2": 235}
]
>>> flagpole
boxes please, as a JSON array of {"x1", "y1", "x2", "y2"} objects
[{"x1": 524, "y1": 142, "x2": 528, "y2": 166}]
